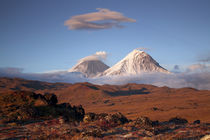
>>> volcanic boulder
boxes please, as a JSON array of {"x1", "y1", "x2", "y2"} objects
[{"x1": 0, "y1": 91, "x2": 85, "y2": 123}]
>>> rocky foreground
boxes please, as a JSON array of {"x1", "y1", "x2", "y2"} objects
[
  {"x1": 1, "y1": 77, "x2": 210, "y2": 123},
  {"x1": 0, "y1": 91, "x2": 210, "y2": 139},
  {"x1": 1, "y1": 114, "x2": 210, "y2": 140}
]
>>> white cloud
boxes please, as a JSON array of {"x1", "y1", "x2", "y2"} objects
[
  {"x1": 64, "y1": 8, "x2": 136, "y2": 30},
  {"x1": 78, "y1": 51, "x2": 108, "y2": 63},
  {"x1": 186, "y1": 64, "x2": 210, "y2": 72},
  {"x1": 90, "y1": 72, "x2": 210, "y2": 90},
  {"x1": 0, "y1": 67, "x2": 23, "y2": 76},
  {"x1": 1, "y1": 63, "x2": 210, "y2": 90},
  {"x1": 0, "y1": 67, "x2": 86, "y2": 83}
]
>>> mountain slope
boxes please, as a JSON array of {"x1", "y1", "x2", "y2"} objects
[
  {"x1": 100, "y1": 49, "x2": 170, "y2": 76},
  {"x1": 68, "y1": 60, "x2": 109, "y2": 77},
  {"x1": 0, "y1": 77, "x2": 210, "y2": 123}
]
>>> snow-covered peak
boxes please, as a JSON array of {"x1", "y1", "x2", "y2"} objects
[
  {"x1": 99, "y1": 49, "x2": 170, "y2": 76},
  {"x1": 68, "y1": 60, "x2": 109, "y2": 78},
  {"x1": 131, "y1": 49, "x2": 144, "y2": 54},
  {"x1": 123, "y1": 49, "x2": 147, "y2": 60}
]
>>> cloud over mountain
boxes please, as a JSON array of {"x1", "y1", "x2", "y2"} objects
[
  {"x1": 91, "y1": 71, "x2": 210, "y2": 90},
  {"x1": 64, "y1": 8, "x2": 136, "y2": 30},
  {"x1": 0, "y1": 67, "x2": 23, "y2": 76},
  {"x1": 1, "y1": 51, "x2": 210, "y2": 90},
  {"x1": 187, "y1": 64, "x2": 210, "y2": 72},
  {"x1": 1, "y1": 65, "x2": 210, "y2": 90},
  {"x1": 0, "y1": 67, "x2": 86, "y2": 83},
  {"x1": 78, "y1": 51, "x2": 108, "y2": 63}
]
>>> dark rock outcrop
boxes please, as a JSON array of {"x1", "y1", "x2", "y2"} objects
[
  {"x1": 56, "y1": 103, "x2": 85, "y2": 122},
  {"x1": 169, "y1": 117, "x2": 188, "y2": 124},
  {"x1": 44, "y1": 93, "x2": 58, "y2": 106},
  {"x1": 193, "y1": 120, "x2": 201, "y2": 124},
  {"x1": 83, "y1": 112, "x2": 128, "y2": 129},
  {"x1": 0, "y1": 91, "x2": 84, "y2": 123},
  {"x1": 134, "y1": 116, "x2": 153, "y2": 127}
]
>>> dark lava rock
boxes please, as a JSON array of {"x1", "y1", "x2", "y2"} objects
[
  {"x1": 97, "y1": 112, "x2": 129, "y2": 128},
  {"x1": 134, "y1": 116, "x2": 153, "y2": 127},
  {"x1": 83, "y1": 112, "x2": 128, "y2": 128},
  {"x1": 33, "y1": 93, "x2": 49, "y2": 106},
  {"x1": 0, "y1": 90, "x2": 85, "y2": 123},
  {"x1": 111, "y1": 112, "x2": 129, "y2": 124},
  {"x1": 0, "y1": 91, "x2": 39, "y2": 122},
  {"x1": 95, "y1": 113, "x2": 109, "y2": 120},
  {"x1": 81, "y1": 128, "x2": 102, "y2": 138},
  {"x1": 83, "y1": 112, "x2": 96, "y2": 123},
  {"x1": 152, "y1": 107, "x2": 158, "y2": 111},
  {"x1": 193, "y1": 120, "x2": 201, "y2": 124},
  {"x1": 73, "y1": 105, "x2": 85, "y2": 121},
  {"x1": 44, "y1": 93, "x2": 58, "y2": 106},
  {"x1": 169, "y1": 117, "x2": 188, "y2": 124},
  {"x1": 152, "y1": 120, "x2": 159, "y2": 126},
  {"x1": 55, "y1": 103, "x2": 85, "y2": 122},
  {"x1": 67, "y1": 128, "x2": 80, "y2": 136}
]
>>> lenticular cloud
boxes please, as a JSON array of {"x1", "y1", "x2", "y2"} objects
[
  {"x1": 64, "y1": 8, "x2": 136, "y2": 30},
  {"x1": 78, "y1": 51, "x2": 108, "y2": 63}
]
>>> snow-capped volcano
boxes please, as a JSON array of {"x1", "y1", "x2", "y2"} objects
[
  {"x1": 68, "y1": 60, "x2": 109, "y2": 78},
  {"x1": 100, "y1": 49, "x2": 170, "y2": 76}
]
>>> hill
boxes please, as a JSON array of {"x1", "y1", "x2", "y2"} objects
[{"x1": 0, "y1": 77, "x2": 210, "y2": 122}]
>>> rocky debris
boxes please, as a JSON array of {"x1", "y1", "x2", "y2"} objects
[
  {"x1": 83, "y1": 112, "x2": 128, "y2": 129},
  {"x1": 169, "y1": 117, "x2": 188, "y2": 124},
  {"x1": 0, "y1": 91, "x2": 85, "y2": 123},
  {"x1": 0, "y1": 90, "x2": 210, "y2": 139},
  {"x1": 194, "y1": 120, "x2": 201, "y2": 124},
  {"x1": 81, "y1": 127, "x2": 103, "y2": 138},
  {"x1": 55, "y1": 103, "x2": 85, "y2": 122},
  {"x1": 43, "y1": 93, "x2": 58, "y2": 105},
  {"x1": 83, "y1": 112, "x2": 96, "y2": 123},
  {"x1": 133, "y1": 116, "x2": 154, "y2": 127},
  {"x1": 0, "y1": 114, "x2": 210, "y2": 139},
  {"x1": 0, "y1": 91, "x2": 39, "y2": 122},
  {"x1": 102, "y1": 112, "x2": 128, "y2": 126},
  {"x1": 24, "y1": 118, "x2": 80, "y2": 139}
]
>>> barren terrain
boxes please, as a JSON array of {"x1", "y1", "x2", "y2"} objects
[{"x1": 1, "y1": 77, "x2": 210, "y2": 123}]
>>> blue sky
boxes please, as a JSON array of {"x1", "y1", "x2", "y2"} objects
[{"x1": 1, "y1": 0, "x2": 210, "y2": 73}]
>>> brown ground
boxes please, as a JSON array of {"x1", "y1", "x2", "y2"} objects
[{"x1": 1, "y1": 77, "x2": 210, "y2": 123}]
